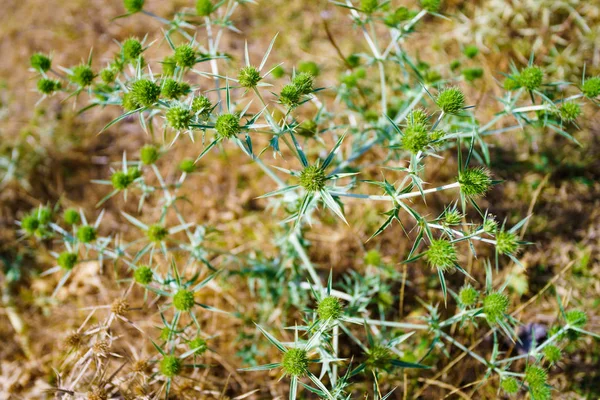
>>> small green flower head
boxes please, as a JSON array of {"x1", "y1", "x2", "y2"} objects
[
  {"x1": 384, "y1": 7, "x2": 410, "y2": 26},
  {"x1": 215, "y1": 113, "x2": 241, "y2": 139},
  {"x1": 173, "y1": 289, "x2": 195, "y2": 311},
  {"x1": 30, "y1": 53, "x2": 51, "y2": 72},
  {"x1": 298, "y1": 61, "x2": 320, "y2": 77},
  {"x1": 160, "y1": 79, "x2": 188, "y2": 99},
  {"x1": 462, "y1": 67, "x2": 484, "y2": 82},
  {"x1": 271, "y1": 65, "x2": 285, "y2": 78},
  {"x1": 280, "y1": 84, "x2": 301, "y2": 108},
  {"x1": 525, "y1": 365, "x2": 548, "y2": 389},
  {"x1": 458, "y1": 285, "x2": 479, "y2": 307},
  {"x1": 63, "y1": 208, "x2": 81, "y2": 225},
  {"x1": 443, "y1": 209, "x2": 462, "y2": 225},
  {"x1": 346, "y1": 54, "x2": 361, "y2": 68},
  {"x1": 37, "y1": 78, "x2": 61, "y2": 95},
  {"x1": 542, "y1": 345, "x2": 561, "y2": 365},
  {"x1": 365, "y1": 345, "x2": 392, "y2": 370},
  {"x1": 159, "y1": 356, "x2": 182, "y2": 377},
  {"x1": 282, "y1": 348, "x2": 309, "y2": 377},
  {"x1": 436, "y1": 87, "x2": 465, "y2": 114},
  {"x1": 162, "y1": 56, "x2": 177, "y2": 76},
  {"x1": 100, "y1": 68, "x2": 116, "y2": 83},
  {"x1": 565, "y1": 310, "x2": 587, "y2": 328},
  {"x1": 360, "y1": 0, "x2": 379, "y2": 13},
  {"x1": 179, "y1": 159, "x2": 196, "y2": 173},
  {"x1": 134, "y1": 266, "x2": 153, "y2": 285},
  {"x1": 238, "y1": 66, "x2": 261, "y2": 89},
  {"x1": 496, "y1": 230, "x2": 519, "y2": 255},
  {"x1": 503, "y1": 75, "x2": 521, "y2": 91},
  {"x1": 196, "y1": 0, "x2": 214, "y2": 16},
  {"x1": 299, "y1": 165, "x2": 326, "y2": 192},
  {"x1": 37, "y1": 207, "x2": 52, "y2": 225},
  {"x1": 166, "y1": 106, "x2": 192, "y2": 131},
  {"x1": 420, "y1": 0, "x2": 441, "y2": 12},
  {"x1": 581, "y1": 76, "x2": 600, "y2": 98},
  {"x1": 463, "y1": 45, "x2": 479, "y2": 59},
  {"x1": 58, "y1": 252, "x2": 78, "y2": 270},
  {"x1": 408, "y1": 109, "x2": 429, "y2": 126},
  {"x1": 483, "y1": 292, "x2": 509, "y2": 323},
  {"x1": 189, "y1": 337, "x2": 208, "y2": 355},
  {"x1": 77, "y1": 226, "x2": 97, "y2": 243},
  {"x1": 191, "y1": 95, "x2": 212, "y2": 116},
  {"x1": 140, "y1": 145, "x2": 160, "y2": 165},
  {"x1": 21, "y1": 214, "x2": 40, "y2": 235},
  {"x1": 111, "y1": 171, "x2": 133, "y2": 190},
  {"x1": 71, "y1": 64, "x2": 95, "y2": 87},
  {"x1": 123, "y1": 0, "x2": 144, "y2": 13},
  {"x1": 147, "y1": 224, "x2": 168, "y2": 242},
  {"x1": 293, "y1": 72, "x2": 315, "y2": 95},
  {"x1": 131, "y1": 79, "x2": 160, "y2": 107},
  {"x1": 364, "y1": 249, "x2": 381, "y2": 266},
  {"x1": 458, "y1": 167, "x2": 492, "y2": 197},
  {"x1": 128, "y1": 167, "x2": 142, "y2": 181},
  {"x1": 122, "y1": 92, "x2": 141, "y2": 112},
  {"x1": 518, "y1": 66, "x2": 544, "y2": 91},
  {"x1": 530, "y1": 385, "x2": 551, "y2": 400},
  {"x1": 317, "y1": 296, "x2": 343, "y2": 320},
  {"x1": 402, "y1": 123, "x2": 430, "y2": 154},
  {"x1": 174, "y1": 45, "x2": 197, "y2": 68},
  {"x1": 450, "y1": 60, "x2": 461, "y2": 71},
  {"x1": 297, "y1": 120, "x2": 318, "y2": 138},
  {"x1": 501, "y1": 377, "x2": 519, "y2": 394},
  {"x1": 426, "y1": 239, "x2": 457, "y2": 271},
  {"x1": 483, "y1": 214, "x2": 498, "y2": 234},
  {"x1": 559, "y1": 102, "x2": 581, "y2": 123},
  {"x1": 122, "y1": 38, "x2": 143, "y2": 60}
]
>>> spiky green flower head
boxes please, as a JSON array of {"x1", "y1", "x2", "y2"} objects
[
  {"x1": 525, "y1": 365, "x2": 548, "y2": 390},
  {"x1": 238, "y1": 66, "x2": 261, "y2": 89},
  {"x1": 140, "y1": 145, "x2": 160, "y2": 165},
  {"x1": 160, "y1": 79, "x2": 189, "y2": 99},
  {"x1": 173, "y1": 289, "x2": 195, "y2": 311},
  {"x1": 271, "y1": 65, "x2": 285, "y2": 79},
  {"x1": 77, "y1": 226, "x2": 97, "y2": 243},
  {"x1": 408, "y1": 109, "x2": 429, "y2": 126},
  {"x1": 299, "y1": 165, "x2": 326, "y2": 192},
  {"x1": 280, "y1": 84, "x2": 301, "y2": 108},
  {"x1": 384, "y1": 6, "x2": 410, "y2": 26},
  {"x1": 21, "y1": 214, "x2": 39, "y2": 235},
  {"x1": 30, "y1": 53, "x2": 51, "y2": 72},
  {"x1": 462, "y1": 67, "x2": 484, "y2": 82},
  {"x1": 565, "y1": 310, "x2": 587, "y2": 328},
  {"x1": 483, "y1": 214, "x2": 498, "y2": 234},
  {"x1": 458, "y1": 167, "x2": 492, "y2": 197},
  {"x1": 542, "y1": 345, "x2": 561, "y2": 365},
  {"x1": 503, "y1": 75, "x2": 521, "y2": 91},
  {"x1": 122, "y1": 92, "x2": 140, "y2": 112},
  {"x1": 162, "y1": 55, "x2": 177, "y2": 76},
  {"x1": 63, "y1": 208, "x2": 80, "y2": 225},
  {"x1": 450, "y1": 60, "x2": 461, "y2": 71},
  {"x1": 128, "y1": 167, "x2": 142, "y2": 181},
  {"x1": 463, "y1": 45, "x2": 479, "y2": 59},
  {"x1": 518, "y1": 66, "x2": 544, "y2": 91},
  {"x1": 496, "y1": 230, "x2": 519, "y2": 255},
  {"x1": 365, "y1": 345, "x2": 392, "y2": 370},
  {"x1": 402, "y1": 123, "x2": 430, "y2": 154},
  {"x1": 458, "y1": 285, "x2": 479, "y2": 307},
  {"x1": 111, "y1": 171, "x2": 133, "y2": 190},
  {"x1": 530, "y1": 384, "x2": 551, "y2": 400},
  {"x1": 37, "y1": 78, "x2": 61, "y2": 95},
  {"x1": 559, "y1": 102, "x2": 581, "y2": 123},
  {"x1": 124, "y1": 0, "x2": 144, "y2": 13},
  {"x1": 420, "y1": 0, "x2": 441, "y2": 12},
  {"x1": 122, "y1": 38, "x2": 142, "y2": 61},
  {"x1": 179, "y1": 159, "x2": 196, "y2": 173},
  {"x1": 159, "y1": 356, "x2": 181, "y2": 377},
  {"x1": 581, "y1": 76, "x2": 600, "y2": 98},
  {"x1": 37, "y1": 207, "x2": 53, "y2": 225},
  {"x1": 364, "y1": 249, "x2": 381, "y2": 266},
  {"x1": 292, "y1": 72, "x2": 315, "y2": 95},
  {"x1": 424, "y1": 70, "x2": 442, "y2": 84},
  {"x1": 360, "y1": 0, "x2": 379, "y2": 13},
  {"x1": 297, "y1": 120, "x2": 318, "y2": 138},
  {"x1": 483, "y1": 292, "x2": 509, "y2": 323},
  {"x1": 189, "y1": 337, "x2": 208, "y2": 355},
  {"x1": 426, "y1": 239, "x2": 457, "y2": 271},
  {"x1": 70, "y1": 64, "x2": 95, "y2": 87},
  {"x1": 443, "y1": 209, "x2": 462, "y2": 225},
  {"x1": 147, "y1": 224, "x2": 168, "y2": 242},
  {"x1": 100, "y1": 68, "x2": 116, "y2": 83},
  {"x1": 196, "y1": 0, "x2": 214, "y2": 16},
  {"x1": 317, "y1": 296, "x2": 343, "y2": 320},
  {"x1": 134, "y1": 266, "x2": 153, "y2": 285},
  {"x1": 436, "y1": 87, "x2": 465, "y2": 114},
  {"x1": 166, "y1": 106, "x2": 192, "y2": 131},
  {"x1": 282, "y1": 348, "x2": 309, "y2": 377},
  {"x1": 191, "y1": 95, "x2": 212, "y2": 116},
  {"x1": 501, "y1": 377, "x2": 520, "y2": 394},
  {"x1": 131, "y1": 79, "x2": 160, "y2": 107},
  {"x1": 174, "y1": 44, "x2": 197, "y2": 68},
  {"x1": 215, "y1": 113, "x2": 241, "y2": 140},
  {"x1": 57, "y1": 252, "x2": 78, "y2": 270},
  {"x1": 346, "y1": 54, "x2": 361, "y2": 68}
]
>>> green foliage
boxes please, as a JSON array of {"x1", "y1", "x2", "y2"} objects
[
  {"x1": 196, "y1": 0, "x2": 214, "y2": 17},
  {"x1": 463, "y1": 45, "x2": 479, "y2": 59},
  {"x1": 365, "y1": 345, "x2": 392, "y2": 370}
]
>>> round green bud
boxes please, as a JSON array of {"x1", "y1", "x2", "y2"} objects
[
  {"x1": 483, "y1": 292, "x2": 509, "y2": 323},
  {"x1": 100, "y1": 68, "x2": 116, "y2": 83},
  {"x1": 458, "y1": 167, "x2": 492, "y2": 197},
  {"x1": 483, "y1": 214, "x2": 498, "y2": 234},
  {"x1": 346, "y1": 54, "x2": 361, "y2": 68},
  {"x1": 111, "y1": 171, "x2": 133, "y2": 190},
  {"x1": 299, "y1": 165, "x2": 326, "y2": 192},
  {"x1": 189, "y1": 337, "x2": 208, "y2": 355},
  {"x1": 215, "y1": 113, "x2": 241, "y2": 139},
  {"x1": 166, "y1": 106, "x2": 192, "y2": 131},
  {"x1": 530, "y1": 385, "x2": 551, "y2": 400},
  {"x1": 503, "y1": 76, "x2": 521, "y2": 91},
  {"x1": 30, "y1": 53, "x2": 51, "y2": 72},
  {"x1": 384, "y1": 7, "x2": 410, "y2": 26},
  {"x1": 463, "y1": 45, "x2": 479, "y2": 59},
  {"x1": 63, "y1": 208, "x2": 80, "y2": 225},
  {"x1": 174, "y1": 45, "x2": 197, "y2": 68},
  {"x1": 341, "y1": 73, "x2": 359, "y2": 87},
  {"x1": 360, "y1": 0, "x2": 379, "y2": 13},
  {"x1": 282, "y1": 348, "x2": 309, "y2": 377},
  {"x1": 298, "y1": 61, "x2": 320, "y2": 77},
  {"x1": 443, "y1": 209, "x2": 462, "y2": 225},
  {"x1": 581, "y1": 76, "x2": 600, "y2": 98},
  {"x1": 501, "y1": 377, "x2": 519, "y2": 394},
  {"x1": 424, "y1": 70, "x2": 442, "y2": 84},
  {"x1": 191, "y1": 95, "x2": 212, "y2": 116},
  {"x1": 524, "y1": 365, "x2": 548, "y2": 389},
  {"x1": 436, "y1": 87, "x2": 465, "y2": 114},
  {"x1": 296, "y1": 120, "x2": 318, "y2": 138},
  {"x1": 159, "y1": 356, "x2": 181, "y2": 377},
  {"x1": 128, "y1": 167, "x2": 142, "y2": 181},
  {"x1": 21, "y1": 214, "x2": 40, "y2": 235},
  {"x1": 496, "y1": 230, "x2": 519, "y2": 255},
  {"x1": 179, "y1": 159, "x2": 196, "y2": 173},
  {"x1": 162, "y1": 56, "x2": 177, "y2": 76},
  {"x1": 122, "y1": 92, "x2": 141, "y2": 112},
  {"x1": 140, "y1": 145, "x2": 160, "y2": 165},
  {"x1": 196, "y1": 0, "x2": 213, "y2": 16},
  {"x1": 122, "y1": 38, "x2": 143, "y2": 60},
  {"x1": 317, "y1": 296, "x2": 343, "y2": 320},
  {"x1": 462, "y1": 67, "x2": 483, "y2": 82},
  {"x1": 173, "y1": 289, "x2": 195, "y2": 311},
  {"x1": 364, "y1": 249, "x2": 381, "y2": 266},
  {"x1": 426, "y1": 239, "x2": 457, "y2": 271},
  {"x1": 147, "y1": 224, "x2": 168, "y2": 242},
  {"x1": 71, "y1": 64, "x2": 94, "y2": 87},
  {"x1": 565, "y1": 310, "x2": 587, "y2": 328},
  {"x1": 365, "y1": 345, "x2": 392, "y2": 370},
  {"x1": 37, "y1": 207, "x2": 52, "y2": 225},
  {"x1": 402, "y1": 123, "x2": 430, "y2": 154},
  {"x1": 160, "y1": 79, "x2": 188, "y2": 99},
  {"x1": 408, "y1": 109, "x2": 429, "y2": 126},
  {"x1": 271, "y1": 65, "x2": 285, "y2": 79},
  {"x1": 559, "y1": 102, "x2": 581, "y2": 123},
  {"x1": 458, "y1": 285, "x2": 479, "y2": 307},
  {"x1": 518, "y1": 66, "x2": 543, "y2": 91},
  {"x1": 280, "y1": 84, "x2": 301, "y2": 108},
  {"x1": 420, "y1": 0, "x2": 441, "y2": 12},
  {"x1": 123, "y1": 0, "x2": 144, "y2": 13},
  {"x1": 542, "y1": 345, "x2": 561, "y2": 364},
  {"x1": 37, "y1": 78, "x2": 61, "y2": 95},
  {"x1": 450, "y1": 60, "x2": 461, "y2": 71},
  {"x1": 238, "y1": 66, "x2": 261, "y2": 89},
  {"x1": 292, "y1": 72, "x2": 314, "y2": 95},
  {"x1": 77, "y1": 226, "x2": 97, "y2": 243},
  {"x1": 57, "y1": 252, "x2": 78, "y2": 270},
  {"x1": 131, "y1": 79, "x2": 160, "y2": 107},
  {"x1": 134, "y1": 266, "x2": 153, "y2": 284}
]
